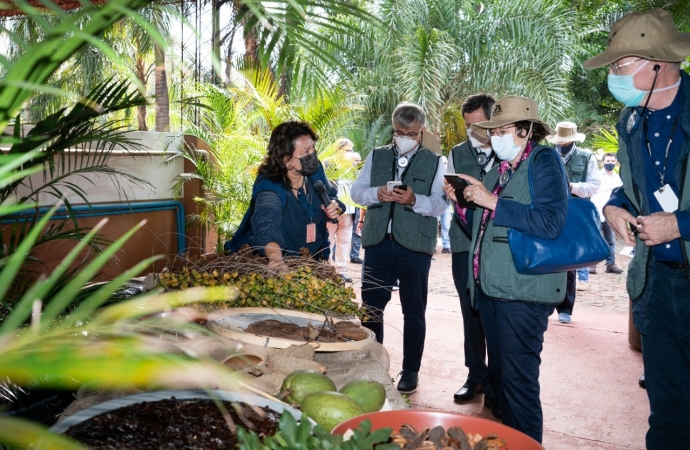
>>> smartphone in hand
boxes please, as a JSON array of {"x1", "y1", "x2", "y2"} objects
[
  {"x1": 387, "y1": 181, "x2": 402, "y2": 192},
  {"x1": 444, "y1": 174, "x2": 475, "y2": 209}
]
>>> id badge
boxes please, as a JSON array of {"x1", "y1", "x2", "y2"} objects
[
  {"x1": 306, "y1": 223, "x2": 316, "y2": 243},
  {"x1": 653, "y1": 184, "x2": 678, "y2": 212}
]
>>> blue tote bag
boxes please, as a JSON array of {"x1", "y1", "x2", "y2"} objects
[{"x1": 507, "y1": 149, "x2": 609, "y2": 275}]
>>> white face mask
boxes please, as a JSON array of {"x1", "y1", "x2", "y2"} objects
[
  {"x1": 467, "y1": 128, "x2": 490, "y2": 149},
  {"x1": 490, "y1": 134, "x2": 523, "y2": 161},
  {"x1": 394, "y1": 136, "x2": 419, "y2": 154}
]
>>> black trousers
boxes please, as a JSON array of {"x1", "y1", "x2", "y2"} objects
[
  {"x1": 557, "y1": 269, "x2": 576, "y2": 315},
  {"x1": 361, "y1": 238, "x2": 431, "y2": 373},
  {"x1": 451, "y1": 251, "x2": 494, "y2": 398}
]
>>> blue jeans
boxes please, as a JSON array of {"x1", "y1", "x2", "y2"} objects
[
  {"x1": 440, "y1": 204, "x2": 452, "y2": 249},
  {"x1": 577, "y1": 267, "x2": 589, "y2": 282},
  {"x1": 636, "y1": 262, "x2": 690, "y2": 449},
  {"x1": 360, "y1": 238, "x2": 431, "y2": 373},
  {"x1": 350, "y1": 208, "x2": 362, "y2": 260},
  {"x1": 478, "y1": 290, "x2": 554, "y2": 444}
]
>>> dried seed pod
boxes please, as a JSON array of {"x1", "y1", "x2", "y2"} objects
[
  {"x1": 447, "y1": 426, "x2": 472, "y2": 450},
  {"x1": 427, "y1": 425, "x2": 447, "y2": 448},
  {"x1": 390, "y1": 433, "x2": 408, "y2": 447},
  {"x1": 338, "y1": 328, "x2": 370, "y2": 341},
  {"x1": 399, "y1": 423, "x2": 419, "y2": 440}
]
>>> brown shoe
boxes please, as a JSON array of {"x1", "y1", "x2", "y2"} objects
[
  {"x1": 589, "y1": 265, "x2": 597, "y2": 274},
  {"x1": 606, "y1": 264, "x2": 624, "y2": 274}
]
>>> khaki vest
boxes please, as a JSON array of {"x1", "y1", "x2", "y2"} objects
[
  {"x1": 361, "y1": 145, "x2": 440, "y2": 255},
  {"x1": 563, "y1": 147, "x2": 592, "y2": 184},
  {"x1": 470, "y1": 146, "x2": 567, "y2": 305},
  {"x1": 449, "y1": 141, "x2": 486, "y2": 253}
]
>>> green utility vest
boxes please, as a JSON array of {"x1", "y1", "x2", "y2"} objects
[
  {"x1": 361, "y1": 145, "x2": 440, "y2": 255},
  {"x1": 563, "y1": 146, "x2": 592, "y2": 184},
  {"x1": 449, "y1": 141, "x2": 486, "y2": 253},
  {"x1": 470, "y1": 145, "x2": 567, "y2": 305},
  {"x1": 616, "y1": 96, "x2": 690, "y2": 300}
]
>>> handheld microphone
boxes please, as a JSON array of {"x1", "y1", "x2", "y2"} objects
[{"x1": 313, "y1": 180, "x2": 339, "y2": 224}]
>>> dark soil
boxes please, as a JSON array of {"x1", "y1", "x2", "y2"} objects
[{"x1": 63, "y1": 397, "x2": 281, "y2": 449}]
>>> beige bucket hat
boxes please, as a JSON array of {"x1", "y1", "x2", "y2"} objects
[
  {"x1": 546, "y1": 122, "x2": 586, "y2": 145},
  {"x1": 583, "y1": 8, "x2": 690, "y2": 70},
  {"x1": 470, "y1": 96, "x2": 554, "y2": 136}
]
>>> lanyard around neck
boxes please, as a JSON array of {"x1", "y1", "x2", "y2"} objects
[{"x1": 643, "y1": 111, "x2": 680, "y2": 188}]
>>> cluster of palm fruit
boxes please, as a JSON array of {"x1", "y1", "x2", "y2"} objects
[{"x1": 157, "y1": 247, "x2": 365, "y2": 319}]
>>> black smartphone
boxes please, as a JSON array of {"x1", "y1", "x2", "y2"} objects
[
  {"x1": 394, "y1": 184, "x2": 408, "y2": 191},
  {"x1": 444, "y1": 174, "x2": 475, "y2": 209}
]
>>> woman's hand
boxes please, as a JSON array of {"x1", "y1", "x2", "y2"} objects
[
  {"x1": 323, "y1": 200, "x2": 341, "y2": 220},
  {"x1": 265, "y1": 242, "x2": 289, "y2": 272},
  {"x1": 443, "y1": 179, "x2": 458, "y2": 202},
  {"x1": 459, "y1": 174, "x2": 498, "y2": 211}
]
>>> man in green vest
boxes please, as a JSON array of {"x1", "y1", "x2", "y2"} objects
[
  {"x1": 446, "y1": 93, "x2": 501, "y2": 419},
  {"x1": 547, "y1": 122, "x2": 601, "y2": 323},
  {"x1": 583, "y1": 8, "x2": 690, "y2": 448},
  {"x1": 351, "y1": 102, "x2": 447, "y2": 394}
]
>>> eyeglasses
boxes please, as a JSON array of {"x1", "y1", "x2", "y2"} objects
[
  {"x1": 393, "y1": 130, "x2": 422, "y2": 138},
  {"x1": 608, "y1": 58, "x2": 643, "y2": 75},
  {"x1": 487, "y1": 125, "x2": 516, "y2": 137}
]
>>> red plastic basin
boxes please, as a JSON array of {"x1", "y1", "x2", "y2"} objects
[{"x1": 331, "y1": 410, "x2": 545, "y2": 449}]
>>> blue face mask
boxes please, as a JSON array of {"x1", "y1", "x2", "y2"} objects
[{"x1": 607, "y1": 60, "x2": 649, "y2": 107}]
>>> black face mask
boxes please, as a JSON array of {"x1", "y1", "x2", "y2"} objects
[
  {"x1": 296, "y1": 152, "x2": 319, "y2": 176},
  {"x1": 558, "y1": 143, "x2": 574, "y2": 155},
  {"x1": 604, "y1": 163, "x2": 616, "y2": 171}
]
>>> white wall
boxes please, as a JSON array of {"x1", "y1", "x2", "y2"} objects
[{"x1": 11, "y1": 131, "x2": 186, "y2": 206}]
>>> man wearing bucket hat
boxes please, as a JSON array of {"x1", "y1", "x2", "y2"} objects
[
  {"x1": 583, "y1": 8, "x2": 690, "y2": 448},
  {"x1": 546, "y1": 122, "x2": 601, "y2": 324},
  {"x1": 443, "y1": 95, "x2": 568, "y2": 443}
]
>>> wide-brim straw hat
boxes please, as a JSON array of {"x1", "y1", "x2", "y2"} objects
[
  {"x1": 470, "y1": 96, "x2": 554, "y2": 136},
  {"x1": 546, "y1": 121, "x2": 586, "y2": 145},
  {"x1": 583, "y1": 8, "x2": 690, "y2": 70}
]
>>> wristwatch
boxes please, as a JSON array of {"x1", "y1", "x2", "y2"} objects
[{"x1": 409, "y1": 195, "x2": 416, "y2": 207}]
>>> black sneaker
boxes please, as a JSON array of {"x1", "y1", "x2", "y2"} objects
[
  {"x1": 350, "y1": 257, "x2": 364, "y2": 264},
  {"x1": 396, "y1": 370, "x2": 418, "y2": 394}
]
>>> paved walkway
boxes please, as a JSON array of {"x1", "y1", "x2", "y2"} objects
[{"x1": 346, "y1": 242, "x2": 648, "y2": 450}]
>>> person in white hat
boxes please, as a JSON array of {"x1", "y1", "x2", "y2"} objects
[
  {"x1": 583, "y1": 8, "x2": 690, "y2": 449},
  {"x1": 546, "y1": 122, "x2": 601, "y2": 323}
]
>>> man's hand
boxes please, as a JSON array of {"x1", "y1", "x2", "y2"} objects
[
  {"x1": 636, "y1": 212, "x2": 681, "y2": 246},
  {"x1": 377, "y1": 186, "x2": 396, "y2": 203},
  {"x1": 377, "y1": 186, "x2": 415, "y2": 205},
  {"x1": 603, "y1": 205, "x2": 637, "y2": 246},
  {"x1": 390, "y1": 186, "x2": 415, "y2": 206}
]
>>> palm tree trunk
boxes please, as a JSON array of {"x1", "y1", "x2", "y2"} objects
[
  {"x1": 154, "y1": 43, "x2": 170, "y2": 131},
  {"x1": 136, "y1": 57, "x2": 148, "y2": 131}
]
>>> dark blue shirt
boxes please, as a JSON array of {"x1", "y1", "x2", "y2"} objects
[{"x1": 607, "y1": 85, "x2": 690, "y2": 262}]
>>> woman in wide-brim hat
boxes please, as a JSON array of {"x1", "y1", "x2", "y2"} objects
[{"x1": 443, "y1": 95, "x2": 568, "y2": 444}]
